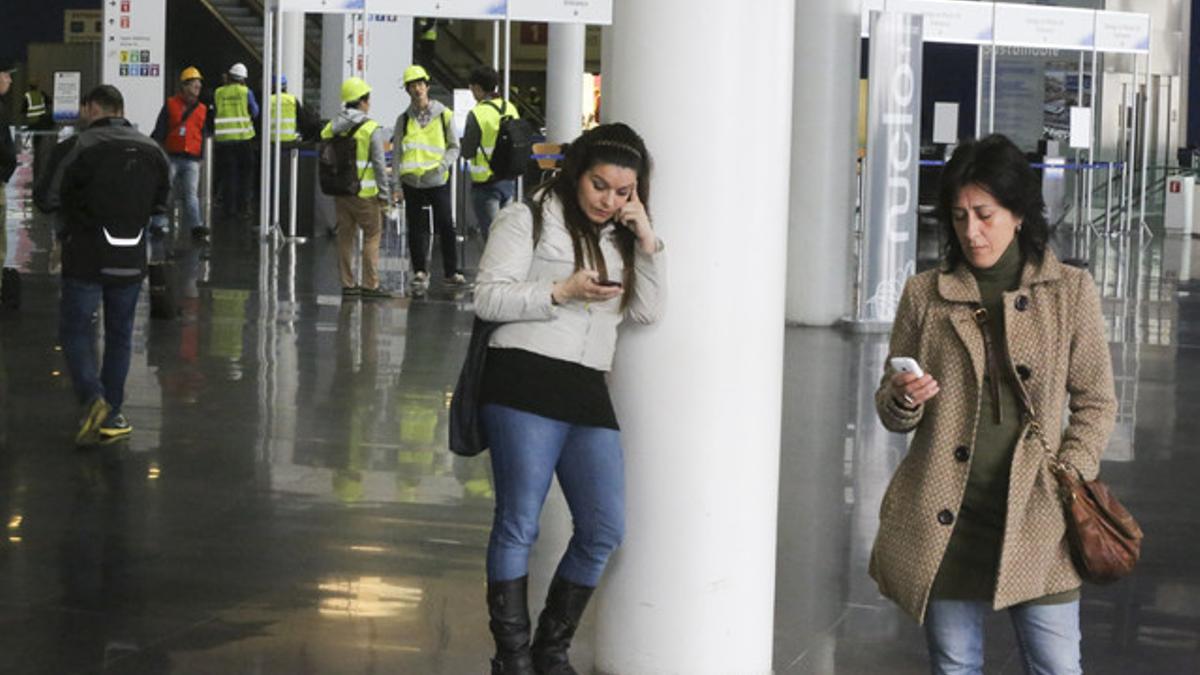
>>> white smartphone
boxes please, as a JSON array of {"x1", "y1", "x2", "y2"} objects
[{"x1": 889, "y1": 357, "x2": 925, "y2": 378}]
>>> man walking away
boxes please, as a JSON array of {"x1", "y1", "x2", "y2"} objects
[
  {"x1": 151, "y1": 66, "x2": 210, "y2": 239},
  {"x1": 461, "y1": 65, "x2": 519, "y2": 241},
  {"x1": 213, "y1": 63, "x2": 259, "y2": 220},
  {"x1": 37, "y1": 85, "x2": 170, "y2": 445},
  {"x1": 21, "y1": 78, "x2": 54, "y2": 183}
]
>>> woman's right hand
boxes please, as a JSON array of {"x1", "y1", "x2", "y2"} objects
[
  {"x1": 552, "y1": 269, "x2": 623, "y2": 305},
  {"x1": 891, "y1": 371, "x2": 939, "y2": 409}
]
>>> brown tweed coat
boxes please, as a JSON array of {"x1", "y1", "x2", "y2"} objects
[{"x1": 869, "y1": 250, "x2": 1117, "y2": 623}]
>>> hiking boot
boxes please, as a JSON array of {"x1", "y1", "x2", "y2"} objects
[
  {"x1": 75, "y1": 396, "x2": 111, "y2": 446},
  {"x1": 99, "y1": 413, "x2": 133, "y2": 440}
]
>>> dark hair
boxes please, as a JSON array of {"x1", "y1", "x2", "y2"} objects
[
  {"x1": 534, "y1": 123, "x2": 651, "y2": 309},
  {"x1": 345, "y1": 92, "x2": 369, "y2": 109},
  {"x1": 468, "y1": 65, "x2": 498, "y2": 93},
  {"x1": 83, "y1": 84, "x2": 124, "y2": 114},
  {"x1": 937, "y1": 134, "x2": 1048, "y2": 268}
]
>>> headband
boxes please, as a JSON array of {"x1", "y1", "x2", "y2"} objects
[{"x1": 593, "y1": 139, "x2": 642, "y2": 160}]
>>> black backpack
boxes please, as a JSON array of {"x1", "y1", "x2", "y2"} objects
[
  {"x1": 481, "y1": 100, "x2": 533, "y2": 181},
  {"x1": 318, "y1": 120, "x2": 367, "y2": 196}
]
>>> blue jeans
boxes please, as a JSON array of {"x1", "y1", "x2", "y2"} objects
[
  {"x1": 924, "y1": 599, "x2": 1082, "y2": 675},
  {"x1": 152, "y1": 157, "x2": 202, "y2": 232},
  {"x1": 470, "y1": 180, "x2": 515, "y2": 240},
  {"x1": 482, "y1": 404, "x2": 625, "y2": 587},
  {"x1": 59, "y1": 277, "x2": 142, "y2": 414}
]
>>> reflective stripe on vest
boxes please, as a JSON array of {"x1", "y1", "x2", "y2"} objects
[
  {"x1": 24, "y1": 91, "x2": 47, "y2": 123},
  {"x1": 399, "y1": 110, "x2": 451, "y2": 183},
  {"x1": 320, "y1": 118, "x2": 381, "y2": 198},
  {"x1": 213, "y1": 84, "x2": 255, "y2": 142},
  {"x1": 269, "y1": 93, "x2": 298, "y2": 142},
  {"x1": 468, "y1": 98, "x2": 518, "y2": 183}
]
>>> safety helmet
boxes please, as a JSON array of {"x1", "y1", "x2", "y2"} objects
[
  {"x1": 228, "y1": 62, "x2": 248, "y2": 79},
  {"x1": 180, "y1": 66, "x2": 202, "y2": 82},
  {"x1": 402, "y1": 65, "x2": 430, "y2": 86},
  {"x1": 273, "y1": 74, "x2": 287, "y2": 89},
  {"x1": 340, "y1": 77, "x2": 372, "y2": 103}
]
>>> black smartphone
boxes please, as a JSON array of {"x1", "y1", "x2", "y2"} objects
[{"x1": 596, "y1": 279, "x2": 623, "y2": 288}]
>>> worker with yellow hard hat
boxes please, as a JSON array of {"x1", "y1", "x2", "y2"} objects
[
  {"x1": 319, "y1": 76, "x2": 394, "y2": 299},
  {"x1": 149, "y1": 65, "x2": 212, "y2": 239},
  {"x1": 393, "y1": 64, "x2": 463, "y2": 291}
]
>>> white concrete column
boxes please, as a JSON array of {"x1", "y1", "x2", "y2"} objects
[
  {"x1": 281, "y1": 11, "x2": 306, "y2": 96},
  {"x1": 545, "y1": 23, "x2": 586, "y2": 143},
  {"x1": 785, "y1": 0, "x2": 860, "y2": 325},
  {"x1": 320, "y1": 14, "x2": 348, "y2": 119},
  {"x1": 596, "y1": 1, "x2": 794, "y2": 673}
]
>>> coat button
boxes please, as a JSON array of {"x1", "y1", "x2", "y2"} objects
[
  {"x1": 954, "y1": 445, "x2": 970, "y2": 462},
  {"x1": 1016, "y1": 364, "x2": 1032, "y2": 380},
  {"x1": 937, "y1": 510, "x2": 955, "y2": 525},
  {"x1": 1015, "y1": 295, "x2": 1030, "y2": 311}
]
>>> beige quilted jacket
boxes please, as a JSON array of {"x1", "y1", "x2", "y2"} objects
[{"x1": 870, "y1": 250, "x2": 1117, "y2": 623}]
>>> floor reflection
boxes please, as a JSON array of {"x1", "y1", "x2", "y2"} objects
[{"x1": 1, "y1": 143, "x2": 1198, "y2": 672}]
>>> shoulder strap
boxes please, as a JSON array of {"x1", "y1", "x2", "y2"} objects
[
  {"x1": 482, "y1": 99, "x2": 507, "y2": 118},
  {"x1": 180, "y1": 100, "x2": 201, "y2": 125},
  {"x1": 397, "y1": 111, "x2": 408, "y2": 140}
]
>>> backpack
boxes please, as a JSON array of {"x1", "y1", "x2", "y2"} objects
[
  {"x1": 318, "y1": 120, "x2": 367, "y2": 196},
  {"x1": 481, "y1": 100, "x2": 533, "y2": 181}
]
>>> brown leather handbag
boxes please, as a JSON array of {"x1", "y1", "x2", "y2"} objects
[{"x1": 1032, "y1": 422, "x2": 1144, "y2": 584}]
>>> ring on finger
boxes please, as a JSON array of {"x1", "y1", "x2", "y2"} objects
[{"x1": 902, "y1": 393, "x2": 915, "y2": 406}]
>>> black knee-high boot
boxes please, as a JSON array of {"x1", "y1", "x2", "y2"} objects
[
  {"x1": 488, "y1": 576, "x2": 536, "y2": 674},
  {"x1": 531, "y1": 576, "x2": 595, "y2": 675}
]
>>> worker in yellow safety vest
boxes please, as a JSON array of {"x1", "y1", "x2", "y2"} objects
[
  {"x1": 461, "y1": 65, "x2": 519, "y2": 240},
  {"x1": 21, "y1": 80, "x2": 54, "y2": 182},
  {"x1": 212, "y1": 62, "x2": 259, "y2": 219},
  {"x1": 320, "y1": 77, "x2": 393, "y2": 299},
  {"x1": 392, "y1": 64, "x2": 463, "y2": 291}
]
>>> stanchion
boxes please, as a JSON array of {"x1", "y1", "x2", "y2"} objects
[{"x1": 285, "y1": 146, "x2": 306, "y2": 243}]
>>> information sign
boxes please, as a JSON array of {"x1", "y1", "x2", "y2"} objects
[
  {"x1": 993, "y1": 4, "x2": 1094, "y2": 51},
  {"x1": 1095, "y1": 11, "x2": 1150, "y2": 55},
  {"x1": 508, "y1": 0, "x2": 612, "y2": 24}
]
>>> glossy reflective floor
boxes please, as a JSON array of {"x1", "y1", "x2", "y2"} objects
[{"x1": 2, "y1": 147, "x2": 1199, "y2": 673}]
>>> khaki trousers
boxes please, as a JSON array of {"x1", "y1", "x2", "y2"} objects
[{"x1": 335, "y1": 195, "x2": 384, "y2": 290}]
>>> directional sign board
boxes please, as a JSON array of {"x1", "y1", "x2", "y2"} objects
[
  {"x1": 888, "y1": 0, "x2": 993, "y2": 45},
  {"x1": 993, "y1": 4, "x2": 1095, "y2": 51},
  {"x1": 274, "y1": 0, "x2": 365, "y2": 11},
  {"x1": 508, "y1": 0, "x2": 612, "y2": 24},
  {"x1": 1095, "y1": 11, "x2": 1151, "y2": 54},
  {"x1": 370, "y1": 0, "x2": 505, "y2": 20}
]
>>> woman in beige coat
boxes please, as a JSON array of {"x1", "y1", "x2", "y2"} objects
[{"x1": 872, "y1": 134, "x2": 1116, "y2": 675}]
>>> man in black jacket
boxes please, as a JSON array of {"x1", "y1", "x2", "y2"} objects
[
  {"x1": 37, "y1": 85, "x2": 170, "y2": 445},
  {"x1": 0, "y1": 60, "x2": 16, "y2": 191}
]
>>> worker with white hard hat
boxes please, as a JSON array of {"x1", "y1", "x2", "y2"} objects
[{"x1": 212, "y1": 62, "x2": 260, "y2": 221}]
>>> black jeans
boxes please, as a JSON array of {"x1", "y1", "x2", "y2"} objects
[
  {"x1": 215, "y1": 140, "x2": 256, "y2": 215},
  {"x1": 403, "y1": 182, "x2": 459, "y2": 277}
]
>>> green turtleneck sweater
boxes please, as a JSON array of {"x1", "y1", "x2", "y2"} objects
[{"x1": 930, "y1": 240, "x2": 1079, "y2": 606}]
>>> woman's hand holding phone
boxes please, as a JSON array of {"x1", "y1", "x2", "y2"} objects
[
  {"x1": 889, "y1": 358, "x2": 939, "y2": 409},
  {"x1": 552, "y1": 269, "x2": 624, "y2": 305}
]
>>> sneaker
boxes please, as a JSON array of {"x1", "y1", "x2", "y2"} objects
[
  {"x1": 342, "y1": 286, "x2": 361, "y2": 297},
  {"x1": 412, "y1": 271, "x2": 430, "y2": 286},
  {"x1": 446, "y1": 273, "x2": 468, "y2": 285},
  {"x1": 75, "y1": 396, "x2": 111, "y2": 446},
  {"x1": 360, "y1": 286, "x2": 394, "y2": 299},
  {"x1": 99, "y1": 413, "x2": 133, "y2": 439}
]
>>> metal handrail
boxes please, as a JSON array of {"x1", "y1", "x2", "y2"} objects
[
  {"x1": 440, "y1": 24, "x2": 546, "y2": 129},
  {"x1": 244, "y1": 0, "x2": 324, "y2": 80},
  {"x1": 195, "y1": 0, "x2": 262, "y2": 64}
]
